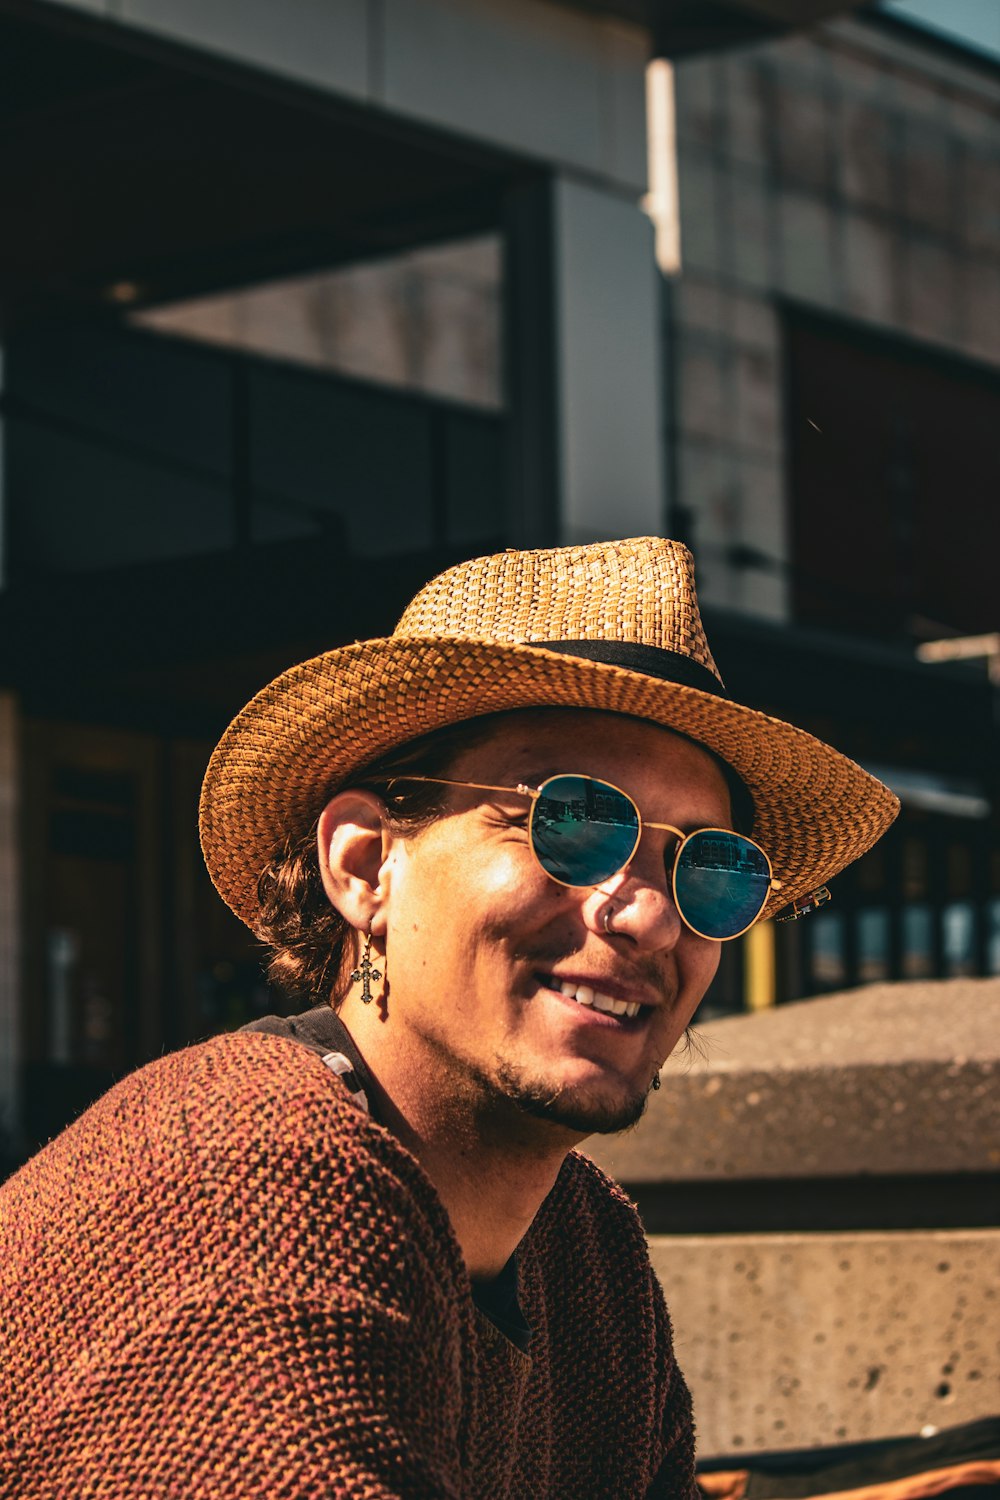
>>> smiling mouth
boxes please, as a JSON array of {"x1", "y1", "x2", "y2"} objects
[{"x1": 550, "y1": 979, "x2": 643, "y2": 1020}]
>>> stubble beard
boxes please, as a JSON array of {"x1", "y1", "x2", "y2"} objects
[{"x1": 492, "y1": 1058, "x2": 651, "y2": 1136}]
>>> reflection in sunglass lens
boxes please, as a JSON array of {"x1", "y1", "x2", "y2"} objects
[
  {"x1": 675, "y1": 829, "x2": 771, "y2": 939},
  {"x1": 531, "y1": 775, "x2": 639, "y2": 886}
]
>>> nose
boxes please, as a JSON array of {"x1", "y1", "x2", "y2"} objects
[{"x1": 583, "y1": 858, "x2": 684, "y2": 951}]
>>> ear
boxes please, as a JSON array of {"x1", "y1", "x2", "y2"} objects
[{"x1": 316, "y1": 789, "x2": 395, "y2": 937}]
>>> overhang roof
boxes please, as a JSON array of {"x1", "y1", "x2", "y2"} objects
[
  {"x1": 0, "y1": 5, "x2": 519, "y2": 331},
  {"x1": 550, "y1": 0, "x2": 864, "y2": 56}
]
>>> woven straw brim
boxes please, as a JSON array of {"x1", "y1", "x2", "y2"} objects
[{"x1": 200, "y1": 636, "x2": 899, "y2": 934}]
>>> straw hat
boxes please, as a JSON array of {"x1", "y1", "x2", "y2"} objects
[{"x1": 200, "y1": 536, "x2": 898, "y2": 932}]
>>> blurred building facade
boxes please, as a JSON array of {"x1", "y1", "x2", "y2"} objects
[
  {"x1": 665, "y1": 10, "x2": 1000, "y2": 1017},
  {"x1": 0, "y1": 0, "x2": 997, "y2": 1160}
]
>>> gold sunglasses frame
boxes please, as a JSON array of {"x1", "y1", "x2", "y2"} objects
[{"x1": 387, "y1": 773, "x2": 781, "y2": 941}]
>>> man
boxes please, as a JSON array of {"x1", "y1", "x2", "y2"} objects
[{"x1": 0, "y1": 537, "x2": 897, "y2": 1498}]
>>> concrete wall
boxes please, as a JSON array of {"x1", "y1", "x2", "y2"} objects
[
  {"x1": 653, "y1": 1229, "x2": 999, "y2": 1457},
  {"x1": 590, "y1": 986, "x2": 1000, "y2": 1455},
  {"x1": 554, "y1": 177, "x2": 664, "y2": 543},
  {"x1": 669, "y1": 16, "x2": 1000, "y2": 617},
  {"x1": 587, "y1": 981, "x2": 1000, "y2": 1185}
]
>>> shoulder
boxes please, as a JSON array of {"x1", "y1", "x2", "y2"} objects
[
  {"x1": 181, "y1": 1032, "x2": 465, "y2": 1290},
  {"x1": 0, "y1": 1036, "x2": 476, "y2": 1492},
  {"x1": 541, "y1": 1147, "x2": 649, "y2": 1245},
  {"x1": 5, "y1": 1029, "x2": 376, "y2": 1193},
  {"x1": 10, "y1": 1027, "x2": 388, "y2": 1171},
  {"x1": 1, "y1": 1030, "x2": 462, "y2": 1305},
  {"x1": 524, "y1": 1147, "x2": 661, "y2": 1309}
]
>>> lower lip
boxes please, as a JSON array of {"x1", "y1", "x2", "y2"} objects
[{"x1": 540, "y1": 982, "x2": 646, "y2": 1029}]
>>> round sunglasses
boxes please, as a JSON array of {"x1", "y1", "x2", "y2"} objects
[{"x1": 388, "y1": 772, "x2": 781, "y2": 941}]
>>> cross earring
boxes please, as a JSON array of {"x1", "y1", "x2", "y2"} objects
[{"x1": 350, "y1": 925, "x2": 382, "y2": 1005}]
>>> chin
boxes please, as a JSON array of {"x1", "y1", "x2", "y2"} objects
[{"x1": 493, "y1": 1061, "x2": 650, "y2": 1136}]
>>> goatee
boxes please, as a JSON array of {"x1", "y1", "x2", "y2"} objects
[{"x1": 493, "y1": 1061, "x2": 651, "y2": 1136}]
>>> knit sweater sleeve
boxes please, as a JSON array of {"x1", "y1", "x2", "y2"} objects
[{"x1": 0, "y1": 1033, "x2": 473, "y2": 1500}]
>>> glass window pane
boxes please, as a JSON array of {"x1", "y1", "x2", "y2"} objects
[
  {"x1": 857, "y1": 908, "x2": 890, "y2": 983},
  {"x1": 7, "y1": 323, "x2": 235, "y2": 574},
  {"x1": 902, "y1": 904, "x2": 934, "y2": 979},
  {"x1": 901, "y1": 837, "x2": 929, "y2": 901},
  {"x1": 946, "y1": 843, "x2": 973, "y2": 899},
  {"x1": 247, "y1": 368, "x2": 435, "y2": 556},
  {"x1": 856, "y1": 844, "x2": 885, "y2": 894},
  {"x1": 988, "y1": 899, "x2": 1000, "y2": 977},
  {"x1": 132, "y1": 235, "x2": 503, "y2": 410},
  {"x1": 943, "y1": 901, "x2": 977, "y2": 977},
  {"x1": 810, "y1": 911, "x2": 846, "y2": 990},
  {"x1": 10, "y1": 420, "x2": 233, "y2": 571}
]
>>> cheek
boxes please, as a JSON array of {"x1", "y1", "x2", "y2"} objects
[
  {"x1": 391, "y1": 835, "x2": 552, "y2": 953},
  {"x1": 678, "y1": 937, "x2": 722, "y2": 1018},
  {"x1": 468, "y1": 845, "x2": 530, "y2": 898},
  {"x1": 655, "y1": 942, "x2": 720, "y2": 1058},
  {"x1": 437, "y1": 818, "x2": 551, "y2": 901},
  {"x1": 460, "y1": 847, "x2": 567, "y2": 951},
  {"x1": 699, "y1": 940, "x2": 723, "y2": 987}
]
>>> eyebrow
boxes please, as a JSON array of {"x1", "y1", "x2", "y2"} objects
[
  {"x1": 476, "y1": 761, "x2": 561, "y2": 791},
  {"x1": 517, "y1": 766, "x2": 562, "y2": 787}
]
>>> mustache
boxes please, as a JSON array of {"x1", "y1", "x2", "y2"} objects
[{"x1": 517, "y1": 941, "x2": 671, "y2": 998}]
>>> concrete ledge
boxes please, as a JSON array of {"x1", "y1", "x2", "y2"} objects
[
  {"x1": 653, "y1": 1229, "x2": 1000, "y2": 1457},
  {"x1": 587, "y1": 980, "x2": 1000, "y2": 1184}
]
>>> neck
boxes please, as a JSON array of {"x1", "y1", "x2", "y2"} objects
[{"x1": 337, "y1": 996, "x2": 580, "y2": 1280}]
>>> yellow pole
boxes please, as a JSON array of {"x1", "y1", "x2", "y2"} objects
[{"x1": 744, "y1": 921, "x2": 776, "y2": 1011}]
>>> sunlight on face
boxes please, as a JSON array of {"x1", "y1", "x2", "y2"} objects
[{"x1": 379, "y1": 710, "x2": 730, "y2": 1140}]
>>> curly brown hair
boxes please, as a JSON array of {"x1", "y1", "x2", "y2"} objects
[
  {"x1": 255, "y1": 711, "x2": 754, "y2": 1009},
  {"x1": 255, "y1": 717, "x2": 500, "y2": 1007}
]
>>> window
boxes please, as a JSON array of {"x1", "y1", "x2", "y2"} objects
[
  {"x1": 132, "y1": 236, "x2": 503, "y2": 410},
  {"x1": 785, "y1": 311, "x2": 1000, "y2": 641}
]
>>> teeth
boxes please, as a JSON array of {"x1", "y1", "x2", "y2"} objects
[
  {"x1": 595, "y1": 995, "x2": 627, "y2": 1016},
  {"x1": 557, "y1": 981, "x2": 640, "y2": 1020}
]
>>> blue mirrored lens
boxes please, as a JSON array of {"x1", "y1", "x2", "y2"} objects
[
  {"x1": 675, "y1": 830, "x2": 770, "y2": 939},
  {"x1": 531, "y1": 776, "x2": 639, "y2": 886}
]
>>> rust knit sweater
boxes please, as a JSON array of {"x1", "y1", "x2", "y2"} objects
[{"x1": 0, "y1": 1031, "x2": 696, "y2": 1499}]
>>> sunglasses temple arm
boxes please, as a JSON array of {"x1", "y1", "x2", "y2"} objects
[{"x1": 388, "y1": 774, "x2": 539, "y2": 801}]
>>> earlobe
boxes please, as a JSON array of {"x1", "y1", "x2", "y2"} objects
[{"x1": 317, "y1": 789, "x2": 395, "y2": 932}]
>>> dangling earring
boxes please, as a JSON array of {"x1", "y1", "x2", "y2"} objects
[
  {"x1": 650, "y1": 1071, "x2": 661, "y2": 1092},
  {"x1": 350, "y1": 924, "x2": 382, "y2": 1005}
]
